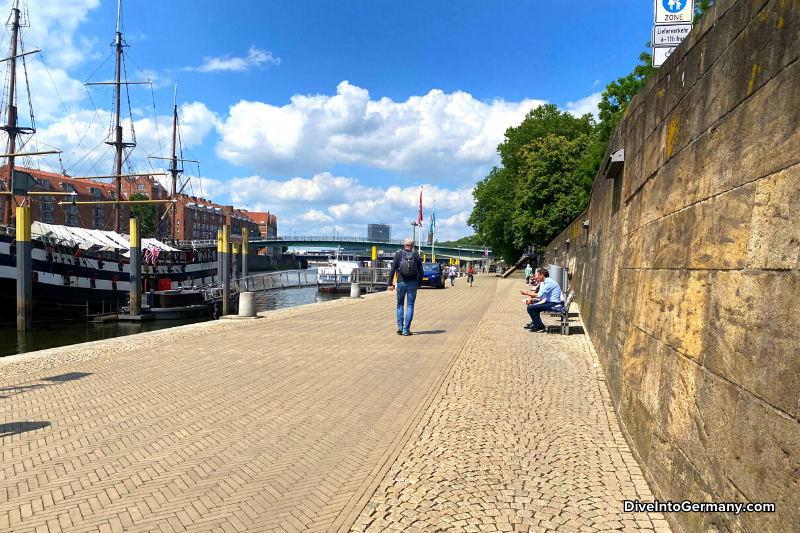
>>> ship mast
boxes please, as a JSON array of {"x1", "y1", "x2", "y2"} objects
[
  {"x1": 2, "y1": 0, "x2": 21, "y2": 226},
  {"x1": 112, "y1": 0, "x2": 126, "y2": 232},
  {"x1": 170, "y1": 83, "x2": 180, "y2": 239}
]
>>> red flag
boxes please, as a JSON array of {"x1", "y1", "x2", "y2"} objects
[{"x1": 418, "y1": 189, "x2": 423, "y2": 223}]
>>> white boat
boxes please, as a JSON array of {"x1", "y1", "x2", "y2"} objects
[{"x1": 316, "y1": 249, "x2": 360, "y2": 292}]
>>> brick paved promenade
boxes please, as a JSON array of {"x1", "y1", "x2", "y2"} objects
[{"x1": 1, "y1": 275, "x2": 670, "y2": 533}]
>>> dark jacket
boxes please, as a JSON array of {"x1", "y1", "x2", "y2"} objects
[{"x1": 388, "y1": 248, "x2": 424, "y2": 284}]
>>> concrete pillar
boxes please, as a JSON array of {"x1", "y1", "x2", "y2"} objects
[
  {"x1": 129, "y1": 217, "x2": 142, "y2": 316},
  {"x1": 350, "y1": 269, "x2": 360, "y2": 298},
  {"x1": 221, "y1": 225, "x2": 230, "y2": 316},
  {"x1": 16, "y1": 206, "x2": 32, "y2": 331},
  {"x1": 242, "y1": 228, "x2": 249, "y2": 279},
  {"x1": 239, "y1": 291, "x2": 256, "y2": 317}
]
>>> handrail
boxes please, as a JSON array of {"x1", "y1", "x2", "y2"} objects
[{"x1": 251, "y1": 235, "x2": 488, "y2": 252}]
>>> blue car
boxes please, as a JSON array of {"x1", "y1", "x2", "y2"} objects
[{"x1": 420, "y1": 262, "x2": 446, "y2": 289}]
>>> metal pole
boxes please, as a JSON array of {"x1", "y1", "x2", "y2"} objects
[
  {"x1": 221, "y1": 225, "x2": 230, "y2": 315},
  {"x1": 16, "y1": 205, "x2": 31, "y2": 331},
  {"x1": 129, "y1": 217, "x2": 141, "y2": 316},
  {"x1": 2, "y1": 3, "x2": 20, "y2": 226},
  {"x1": 242, "y1": 228, "x2": 249, "y2": 279}
]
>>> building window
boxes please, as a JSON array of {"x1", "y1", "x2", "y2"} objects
[
  {"x1": 41, "y1": 202, "x2": 54, "y2": 212},
  {"x1": 89, "y1": 187, "x2": 101, "y2": 197},
  {"x1": 93, "y1": 208, "x2": 105, "y2": 217},
  {"x1": 66, "y1": 205, "x2": 78, "y2": 215},
  {"x1": 93, "y1": 218, "x2": 104, "y2": 228},
  {"x1": 109, "y1": 191, "x2": 116, "y2": 198},
  {"x1": 137, "y1": 184, "x2": 145, "y2": 191},
  {"x1": 42, "y1": 212, "x2": 53, "y2": 223},
  {"x1": 60, "y1": 183, "x2": 75, "y2": 192},
  {"x1": 66, "y1": 215, "x2": 78, "y2": 226}
]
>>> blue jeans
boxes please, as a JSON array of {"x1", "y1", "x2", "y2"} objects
[
  {"x1": 527, "y1": 301, "x2": 557, "y2": 329},
  {"x1": 396, "y1": 281, "x2": 418, "y2": 330},
  {"x1": 450, "y1": 275, "x2": 455, "y2": 286}
]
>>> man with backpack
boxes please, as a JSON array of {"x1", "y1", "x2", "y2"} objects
[{"x1": 388, "y1": 237, "x2": 424, "y2": 336}]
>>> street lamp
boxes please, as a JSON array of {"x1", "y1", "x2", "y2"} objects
[{"x1": 410, "y1": 221, "x2": 420, "y2": 254}]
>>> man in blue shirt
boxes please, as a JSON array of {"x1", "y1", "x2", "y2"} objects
[{"x1": 524, "y1": 268, "x2": 561, "y2": 333}]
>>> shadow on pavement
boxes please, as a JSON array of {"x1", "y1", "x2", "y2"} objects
[
  {"x1": 413, "y1": 330, "x2": 446, "y2": 335},
  {"x1": 0, "y1": 421, "x2": 51, "y2": 438}
]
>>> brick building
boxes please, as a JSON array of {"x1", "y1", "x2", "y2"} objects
[
  {"x1": 172, "y1": 196, "x2": 258, "y2": 242},
  {"x1": 247, "y1": 211, "x2": 280, "y2": 261},
  {"x1": 1, "y1": 166, "x2": 262, "y2": 244},
  {"x1": 1, "y1": 166, "x2": 133, "y2": 232}
]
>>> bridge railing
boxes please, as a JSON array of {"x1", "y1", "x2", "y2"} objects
[{"x1": 253, "y1": 236, "x2": 488, "y2": 253}]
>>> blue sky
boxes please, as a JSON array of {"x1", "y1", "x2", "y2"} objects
[{"x1": 5, "y1": 0, "x2": 655, "y2": 240}]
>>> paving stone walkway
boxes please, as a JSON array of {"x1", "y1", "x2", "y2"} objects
[
  {"x1": 349, "y1": 276, "x2": 671, "y2": 533},
  {"x1": 1, "y1": 275, "x2": 670, "y2": 533}
]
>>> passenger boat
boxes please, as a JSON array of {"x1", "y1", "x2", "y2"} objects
[{"x1": 316, "y1": 249, "x2": 360, "y2": 293}]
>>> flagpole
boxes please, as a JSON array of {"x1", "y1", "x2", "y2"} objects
[
  {"x1": 418, "y1": 186, "x2": 423, "y2": 255},
  {"x1": 431, "y1": 200, "x2": 435, "y2": 263}
]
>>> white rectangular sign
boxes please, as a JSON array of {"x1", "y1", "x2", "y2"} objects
[
  {"x1": 652, "y1": 46, "x2": 677, "y2": 67},
  {"x1": 654, "y1": 0, "x2": 694, "y2": 25},
  {"x1": 652, "y1": 24, "x2": 692, "y2": 46}
]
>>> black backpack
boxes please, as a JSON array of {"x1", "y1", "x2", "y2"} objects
[{"x1": 399, "y1": 251, "x2": 418, "y2": 278}]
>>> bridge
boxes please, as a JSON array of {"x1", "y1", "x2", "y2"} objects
[{"x1": 248, "y1": 236, "x2": 494, "y2": 260}]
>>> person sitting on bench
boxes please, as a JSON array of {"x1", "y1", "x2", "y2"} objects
[{"x1": 523, "y1": 268, "x2": 561, "y2": 333}]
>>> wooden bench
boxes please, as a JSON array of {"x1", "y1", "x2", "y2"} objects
[{"x1": 548, "y1": 290, "x2": 575, "y2": 335}]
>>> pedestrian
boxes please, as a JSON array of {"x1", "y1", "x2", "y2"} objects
[
  {"x1": 448, "y1": 264, "x2": 457, "y2": 286},
  {"x1": 467, "y1": 266, "x2": 474, "y2": 287},
  {"x1": 524, "y1": 263, "x2": 533, "y2": 285},
  {"x1": 387, "y1": 237, "x2": 424, "y2": 336}
]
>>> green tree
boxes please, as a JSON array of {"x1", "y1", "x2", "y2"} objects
[
  {"x1": 435, "y1": 234, "x2": 485, "y2": 247},
  {"x1": 129, "y1": 193, "x2": 156, "y2": 238},
  {"x1": 694, "y1": 0, "x2": 715, "y2": 24},
  {"x1": 512, "y1": 134, "x2": 591, "y2": 249}
]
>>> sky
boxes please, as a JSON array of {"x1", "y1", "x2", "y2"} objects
[{"x1": 1, "y1": 0, "x2": 655, "y2": 241}]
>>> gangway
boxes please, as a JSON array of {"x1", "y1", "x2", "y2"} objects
[{"x1": 197, "y1": 268, "x2": 392, "y2": 304}]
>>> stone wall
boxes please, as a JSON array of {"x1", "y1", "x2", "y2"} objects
[{"x1": 543, "y1": 0, "x2": 800, "y2": 531}]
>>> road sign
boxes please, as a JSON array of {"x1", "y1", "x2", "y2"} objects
[
  {"x1": 652, "y1": 24, "x2": 692, "y2": 46},
  {"x1": 652, "y1": 46, "x2": 677, "y2": 67},
  {"x1": 654, "y1": 0, "x2": 694, "y2": 25}
]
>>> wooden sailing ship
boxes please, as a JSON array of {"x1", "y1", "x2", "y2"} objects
[{"x1": 0, "y1": 0, "x2": 220, "y2": 324}]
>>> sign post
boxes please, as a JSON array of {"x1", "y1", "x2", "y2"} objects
[{"x1": 652, "y1": 0, "x2": 694, "y2": 67}]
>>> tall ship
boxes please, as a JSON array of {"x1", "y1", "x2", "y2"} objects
[{"x1": 0, "y1": 0, "x2": 246, "y2": 323}]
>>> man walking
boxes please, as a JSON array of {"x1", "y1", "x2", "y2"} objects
[
  {"x1": 388, "y1": 237, "x2": 424, "y2": 336},
  {"x1": 448, "y1": 264, "x2": 457, "y2": 286},
  {"x1": 524, "y1": 263, "x2": 533, "y2": 285},
  {"x1": 524, "y1": 268, "x2": 561, "y2": 333}
]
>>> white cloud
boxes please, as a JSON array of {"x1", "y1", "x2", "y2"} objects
[
  {"x1": 193, "y1": 46, "x2": 281, "y2": 73},
  {"x1": 301, "y1": 209, "x2": 333, "y2": 223},
  {"x1": 215, "y1": 81, "x2": 545, "y2": 176},
  {"x1": 566, "y1": 92, "x2": 602, "y2": 119},
  {"x1": 227, "y1": 172, "x2": 476, "y2": 241}
]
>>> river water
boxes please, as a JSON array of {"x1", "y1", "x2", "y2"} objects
[{"x1": 0, "y1": 285, "x2": 348, "y2": 358}]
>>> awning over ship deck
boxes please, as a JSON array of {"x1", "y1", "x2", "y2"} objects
[{"x1": 31, "y1": 222, "x2": 180, "y2": 254}]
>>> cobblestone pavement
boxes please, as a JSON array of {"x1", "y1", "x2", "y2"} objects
[
  {"x1": 1, "y1": 278, "x2": 496, "y2": 533},
  {"x1": 350, "y1": 275, "x2": 672, "y2": 533}
]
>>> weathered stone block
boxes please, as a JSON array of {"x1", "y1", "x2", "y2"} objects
[
  {"x1": 704, "y1": 271, "x2": 800, "y2": 417},
  {"x1": 634, "y1": 270, "x2": 709, "y2": 360},
  {"x1": 728, "y1": 393, "x2": 800, "y2": 533},
  {"x1": 746, "y1": 167, "x2": 800, "y2": 270}
]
